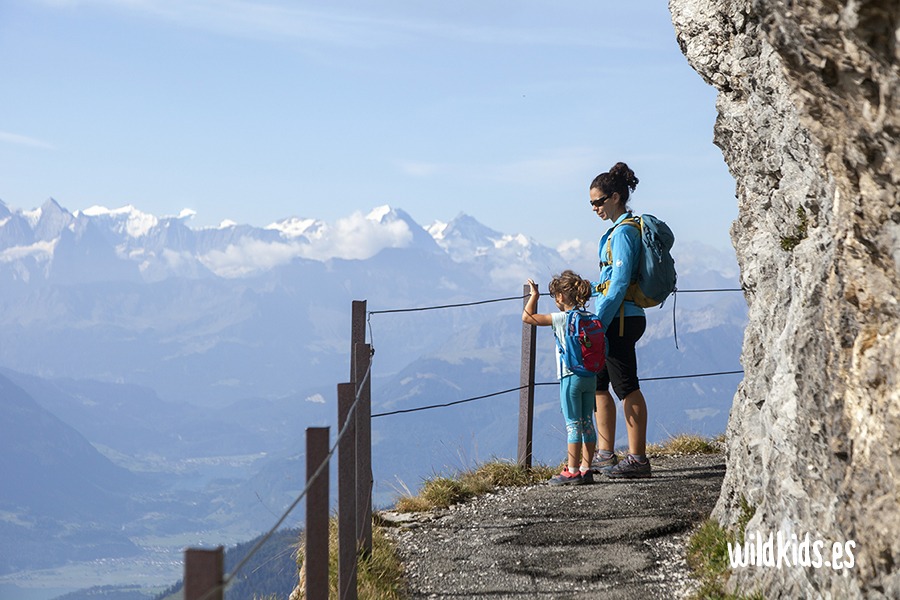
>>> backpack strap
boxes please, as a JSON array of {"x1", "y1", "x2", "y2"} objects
[
  {"x1": 555, "y1": 310, "x2": 576, "y2": 356},
  {"x1": 600, "y1": 217, "x2": 640, "y2": 265},
  {"x1": 597, "y1": 216, "x2": 642, "y2": 335}
]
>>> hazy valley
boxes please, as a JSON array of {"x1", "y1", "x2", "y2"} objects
[{"x1": 0, "y1": 200, "x2": 745, "y2": 599}]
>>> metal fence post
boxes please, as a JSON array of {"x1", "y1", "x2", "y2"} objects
[
  {"x1": 518, "y1": 283, "x2": 537, "y2": 468},
  {"x1": 353, "y1": 342, "x2": 373, "y2": 556},
  {"x1": 337, "y1": 382, "x2": 358, "y2": 600},
  {"x1": 305, "y1": 427, "x2": 330, "y2": 600},
  {"x1": 184, "y1": 547, "x2": 224, "y2": 600}
]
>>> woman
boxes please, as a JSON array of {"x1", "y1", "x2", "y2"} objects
[{"x1": 588, "y1": 162, "x2": 651, "y2": 479}]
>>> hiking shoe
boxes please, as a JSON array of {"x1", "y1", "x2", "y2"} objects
[
  {"x1": 591, "y1": 452, "x2": 619, "y2": 473},
  {"x1": 605, "y1": 454, "x2": 651, "y2": 479},
  {"x1": 580, "y1": 469, "x2": 594, "y2": 484},
  {"x1": 548, "y1": 470, "x2": 584, "y2": 486}
]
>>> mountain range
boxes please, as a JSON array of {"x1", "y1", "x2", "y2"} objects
[{"x1": 0, "y1": 198, "x2": 745, "y2": 599}]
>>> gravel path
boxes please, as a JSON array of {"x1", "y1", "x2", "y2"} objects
[{"x1": 380, "y1": 454, "x2": 725, "y2": 599}]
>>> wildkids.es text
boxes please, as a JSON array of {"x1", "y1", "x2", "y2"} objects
[{"x1": 727, "y1": 530, "x2": 856, "y2": 571}]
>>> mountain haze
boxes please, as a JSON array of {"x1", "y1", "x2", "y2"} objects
[{"x1": 0, "y1": 199, "x2": 745, "y2": 598}]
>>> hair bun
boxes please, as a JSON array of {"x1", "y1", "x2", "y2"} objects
[{"x1": 610, "y1": 162, "x2": 639, "y2": 192}]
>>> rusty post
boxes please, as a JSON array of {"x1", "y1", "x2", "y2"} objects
[
  {"x1": 337, "y1": 382, "x2": 358, "y2": 600},
  {"x1": 184, "y1": 547, "x2": 224, "y2": 600},
  {"x1": 353, "y1": 342, "x2": 373, "y2": 556},
  {"x1": 518, "y1": 283, "x2": 537, "y2": 468},
  {"x1": 351, "y1": 300, "x2": 366, "y2": 378},
  {"x1": 305, "y1": 427, "x2": 330, "y2": 600}
]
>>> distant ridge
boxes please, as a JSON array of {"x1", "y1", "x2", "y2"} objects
[{"x1": 0, "y1": 372, "x2": 144, "y2": 573}]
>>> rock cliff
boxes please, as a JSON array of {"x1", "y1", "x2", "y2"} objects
[{"x1": 669, "y1": 0, "x2": 898, "y2": 597}]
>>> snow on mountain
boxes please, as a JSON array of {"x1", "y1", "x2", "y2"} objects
[
  {"x1": 427, "y1": 212, "x2": 570, "y2": 288},
  {"x1": 33, "y1": 198, "x2": 75, "y2": 242},
  {"x1": 429, "y1": 212, "x2": 503, "y2": 260},
  {"x1": 0, "y1": 197, "x2": 747, "y2": 584},
  {"x1": 265, "y1": 216, "x2": 324, "y2": 238},
  {"x1": 78, "y1": 204, "x2": 159, "y2": 238},
  {"x1": 0, "y1": 198, "x2": 740, "y2": 287}
]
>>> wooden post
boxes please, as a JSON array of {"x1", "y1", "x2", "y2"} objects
[
  {"x1": 184, "y1": 547, "x2": 224, "y2": 600},
  {"x1": 518, "y1": 283, "x2": 537, "y2": 468},
  {"x1": 351, "y1": 300, "x2": 366, "y2": 378},
  {"x1": 353, "y1": 342, "x2": 373, "y2": 556},
  {"x1": 305, "y1": 427, "x2": 330, "y2": 600},
  {"x1": 337, "y1": 382, "x2": 358, "y2": 600}
]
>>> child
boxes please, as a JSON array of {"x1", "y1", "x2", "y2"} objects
[{"x1": 522, "y1": 270, "x2": 598, "y2": 485}]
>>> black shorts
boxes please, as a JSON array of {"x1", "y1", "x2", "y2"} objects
[{"x1": 596, "y1": 315, "x2": 646, "y2": 400}]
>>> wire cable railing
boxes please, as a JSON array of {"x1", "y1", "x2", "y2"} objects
[
  {"x1": 371, "y1": 370, "x2": 745, "y2": 419},
  {"x1": 367, "y1": 287, "x2": 743, "y2": 315},
  {"x1": 368, "y1": 286, "x2": 745, "y2": 419},
  {"x1": 188, "y1": 285, "x2": 745, "y2": 598},
  {"x1": 368, "y1": 294, "x2": 527, "y2": 315}
]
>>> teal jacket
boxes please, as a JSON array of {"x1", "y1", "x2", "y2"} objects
[{"x1": 591, "y1": 212, "x2": 645, "y2": 331}]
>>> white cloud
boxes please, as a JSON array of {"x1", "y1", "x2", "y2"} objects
[
  {"x1": 198, "y1": 210, "x2": 414, "y2": 277},
  {"x1": 297, "y1": 211, "x2": 413, "y2": 261},
  {"x1": 0, "y1": 240, "x2": 58, "y2": 263},
  {"x1": 556, "y1": 238, "x2": 600, "y2": 277},
  {"x1": 198, "y1": 238, "x2": 302, "y2": 278},
  {"x1": 41, "y1": 0, "x2": 419, "y2": 47},
  {"x1": 36, "y1": 0, "x2": 629, "y2": 49},
  {"x1": 557, "y1": 238, "x2": 590, "y2": 260},
  {"x1": 0, "y1": 130, "x2": 55, "y2": 150},
  {"x1": 426, "y1": 220, "x2": 448, "y2": 240},
  {"x1": 395, "y1": 160, "x2": 443, "y2": 177}
]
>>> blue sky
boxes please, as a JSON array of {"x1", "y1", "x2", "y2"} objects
[{"x1": 0, "y1": 0, "x2": 737, "y2": 250}]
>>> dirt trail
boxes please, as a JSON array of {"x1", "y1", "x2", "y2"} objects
[{"x1": 380, "y1": 453, "x2": 725, "y2": 599}]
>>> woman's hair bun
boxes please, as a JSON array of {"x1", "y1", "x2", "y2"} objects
[{"x1": 610, "y1": 162, "x2": 639, "y2": 193}]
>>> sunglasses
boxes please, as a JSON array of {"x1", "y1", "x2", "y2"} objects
[{"x1": 589, "y1": 195, "x2": 610, "y2": 208}]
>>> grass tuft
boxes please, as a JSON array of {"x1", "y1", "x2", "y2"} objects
[
  {"x1": 394, "y1": 460, "x2": 555, "y2": 513},
  {"x1": 419, "y1": 476, "x2": 473, "y2": 509},
  {"x1": 295, "y1": 519, "x2": 406, "y2": 600},
  {"x1": 685, "y1": 496, "x2": 762, "y2": 600},
  {"x1": 647, "y1": 433, "x2": 725, "y2": 456}
]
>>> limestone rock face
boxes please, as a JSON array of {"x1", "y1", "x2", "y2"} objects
[{"x1": 669, "y1": 0, "x2": 899, "y2": 597}]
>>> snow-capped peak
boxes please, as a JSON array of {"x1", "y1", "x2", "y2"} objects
[
  {"x1": 493, "y1": 233, "x2": 531, "y2": 249},
  {"x1": 23, "y1": 207, "x2": 43, "y2": 228},
  {"x1": 266, "y1": 217, "x2": 324, "y2": 239},
  {"x1": 79, "y1": 204, "x2": 158, "y2": 238},
  {"x1": 80, "y1": 204, "x2": 134, "y2": 217},
  {"x1": 367, "y1": 205, "x2": 393, "y2": 223}
]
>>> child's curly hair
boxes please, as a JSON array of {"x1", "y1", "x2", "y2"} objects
[{"x1": 548, "y1": 270, "x2": 592, "y2": 309}]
